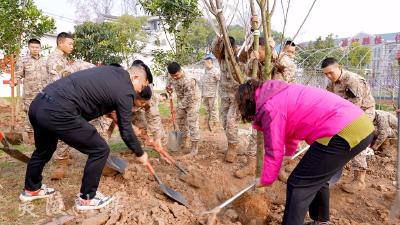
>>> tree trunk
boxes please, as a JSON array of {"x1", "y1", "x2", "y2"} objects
[
  {"x1": 250, "y1": 0, "x2": 259, "y2": 79},
  {"x1": 215, "y1": 0, "x2": 243, "y2": 84}
]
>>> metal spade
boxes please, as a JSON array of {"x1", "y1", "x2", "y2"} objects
[
  {"x1": 167, "y1": 96, "x2": 184, "y2": 151},
  {"x1": 145, "y1": 161, "x2": 189, "y2": 207}
]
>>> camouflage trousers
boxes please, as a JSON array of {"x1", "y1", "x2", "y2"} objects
[
  {"x1": 176, "y1": 103, "x2": 200, "y2": 142},
  {"x1": 203, "y1": 97, "x2": 218, "y2": 123},
  {"x1": 220, "y1": 96, "x2": 240, "y2": 145},
  {"x1": 23, "y1": 97, "x2": 35, "y2": 133},
  {"x1": 246, "y1": 128, "x2": 257, "y2": 156},
  {"x1": 351, "y1": 149, "x2": 368, "y2": 170},
  {"x1": 53, "y1": 116, "x2": 113, "y2": 160}
]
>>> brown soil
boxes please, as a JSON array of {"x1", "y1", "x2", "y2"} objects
[{"x1": 1, "y1": 103, "x2": 400, "y2": 225}]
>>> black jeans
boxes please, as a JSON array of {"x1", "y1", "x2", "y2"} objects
[
  {"x1": 25, "y1": 93, "x2": 109, "y2": 199},
  {"x1": 282, "y1": 133, "x2": 373, "y2": 225}
]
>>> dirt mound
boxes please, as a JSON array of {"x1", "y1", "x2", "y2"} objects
[{"x1": 232, "y1": 191, "x2": 271, "y2": 225}]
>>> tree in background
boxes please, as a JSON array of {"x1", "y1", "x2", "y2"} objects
[
  {"x1": 348, "y1": 42, "x2": 372, "y2": 69},
  {"x1": 296, "y1": 34, "x2": 344, "y2": 70},
  {"x1": 72, "y1": 16, "x2": 147, "y2": 66},
  {"x1": 72, "y1": 22, "x2": 122, "y2": 65},
  {"x1": 187, "y1": 18, "x2": 216, "y2": 59},
  {"x1": 114, "y1": 15, "x2": 148, "y2": 66},
  {"x1": 0, "y1": 0, "x2": 55, "y2": 56},
  {"x1": 139, "y1": 0, "x2": 202, "y2": 74}
]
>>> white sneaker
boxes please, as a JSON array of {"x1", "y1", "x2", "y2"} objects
[
  {"x1": 19, "y1": 184, "x2": 55, "y2": 202},
  {"x1": 75, "y1": 192, "x2": 113, "y2": 211}
]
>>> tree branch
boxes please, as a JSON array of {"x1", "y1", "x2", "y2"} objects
[{"x1": 292, "y1": 0, "x2": 318, "y2": 42}]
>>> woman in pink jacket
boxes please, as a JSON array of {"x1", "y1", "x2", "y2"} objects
[{"x1": 236, "y1": 79, "x2": 374, "y2": 225}]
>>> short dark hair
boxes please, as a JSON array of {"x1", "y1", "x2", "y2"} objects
[
  {"x1": 159, "y1": 93, "x2": 168, "y2": 100},
  {"x1": 285, "y1": 40, "x2": 296, "y2": 47},
  {"x1": 28, "y1": 38, "x2": 41, "y2": 45},
  {"x1": 138, "y1": 85, "x2": 152, "y2": 100},
  {"x1": 167, "y1": 62, "x2": 181, "y2": 74},
  {"x1": 229, "y1": 36, "x2": 236, "y2": 46},
  {"x1": 131, "y1": 60, "x2": 153, "y2": 84},
  {"x1": 108, "y1": 63, "x2": 122, "y2": 67},
  {"x1": 57, "y1": 32, "x2": 73, "y2": 45},
  {"x1": 236, "y1": 79, "x2": 264, "y2": 123},
  {"x1": 321, "y1": 57, "x2": 338, "y2": 69}
]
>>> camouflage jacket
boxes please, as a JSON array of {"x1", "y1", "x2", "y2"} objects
[
  {"x1": 272, "y1": 53, "x2": 297, "y2": 83},
  {"x1": 201, "y1": 67, "x2": 220, "y2": 97},
  {"x1": 46, "y1": 48, "x2": 94, "y2": 84},
  {"x1": 15, "y1": 54, "x2": 48, "y2": 99},
  {"x1": 326, "y1": 69, "x2": 376, "y2": 120},
  {"x1": 132, "y1": 93, "x2": 165, "y2": 141},
  {"x1": 168, "y1": 72, "x2": 201, "y2": 109},
  {"x1": 211, "y1": 37, "x2": 240, "y2": 98},
  {"x1": 372, "y1": 110, "x2": 398, "y2": 150},
  {"x1": 218, "y1": 59, "x2": 240, "y2": 98}
]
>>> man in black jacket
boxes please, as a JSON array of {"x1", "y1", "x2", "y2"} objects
[{"x1": 19, "y1": 63, "x2": 152, "y2": 210}]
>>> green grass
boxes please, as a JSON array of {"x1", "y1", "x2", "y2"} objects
[
  {"x1": 376, "y1": 104, "x2": 395, "y2": 111},
  {"x1": 158, "y1": 100, "x2": 206, "y2": 118},
  {"x1": 109, "y1": 140, "x2": 159, "y2": 158},
  {"x1": 0, "y1": 161, "x2": 16, "y2": 169}
]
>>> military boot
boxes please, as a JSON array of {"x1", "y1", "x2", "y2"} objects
[
  {"x1": 225, "y1": 143, "x2": 238, "y2": 163},
  {"x1": 183, "y1": 141, "x2": 199, "y2": 158},
  {"x1": 234, "y1": 158, "x2": 256, "y2": 178},
  {"x1": 341, "y1": 170, "x2": 366, "y2": 193},
  {"x1": 51, "y1": 159, "x2": 70, "y2": 180},
  {"x1": 180, "y1": 137, "x2": 190, "y2": 150}
]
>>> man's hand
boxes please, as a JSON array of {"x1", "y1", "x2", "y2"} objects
[
  {"x1": 133, "y1": 125, "x2": 141, "y2": 136},
  {"x1": 268, "y1": 37, "x2": 276, "y2": 49},
  {"x1": 250, "y1": 50, "x2": 260, "y2": 61},
  {"x1": 137, "y1": 152, "x2": 148, "y2": 165},
  {"x1": 166, "y1": 86, "x2": 173, "y2": 94},
  {"x1": 108, "y1": 111, "x2": 118, "y2": 124}
]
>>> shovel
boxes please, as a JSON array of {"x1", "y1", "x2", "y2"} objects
[
  {"x1": 142, "y1": 134, "x2": 188, "y2": 174},
  {"x1": 167, "y1": 94, "x2": 184, "y2": 151},
  {"x1": 145, "y1": 160, "x2": 189, "y2": 207},
  {"x1": 0, "y1": 131, "x2": 30, "y2": 163},
  {"x1": 1, "y1": 131, "x2": 126, "y2": 176},
  {"x1": 201, "y1": 180, "x2": 257, "y2": 217},
  {"x1": 105, "y1": 155, "x2": 129, "y2": 174}
]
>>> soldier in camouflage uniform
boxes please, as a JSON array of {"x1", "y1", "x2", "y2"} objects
[
  {"x1": 201, "y1": 55, "x2": 220, "y2": 128},
  {"x1": 322, "y1": 57, "x2": 376, "y2": 193},
  {"x1": 212, "y1": 36, "x2": 241, "y2": 163},
  {"x1": 166, "y1": 62, "x2": 201, "y2": 157},
  {"x1": 46, "y1": 32, "x2": 97, "y2": 180},
  {"x1": 131, "y1": 90, "x2": 167, "y2": 147},
  {"x1": 13, "y1": 39, "x2": 48, "y2": 144},
  {"x1": 272, "y1": 40, "x2": 297, "y2": 83},
  {"x1": 371, "y1": 110, "x2": 398, "y2": 152}
]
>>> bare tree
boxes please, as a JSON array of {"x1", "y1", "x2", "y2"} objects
[{"x1": 203, "y1": 0, "x2": 244, "y2": 84}]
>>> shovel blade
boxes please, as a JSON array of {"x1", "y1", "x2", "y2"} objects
[
  {"x1": 167, "y1": 131, "x2": 184, "y2": 152},
  {"x1": 159, "y1": 182, "x2": 189, "y2": 207},
  {"x1": 0, "y1": 147, "x2": 30, "y2": 163},
  {"x1": 105, "y1": 155, "x2": 128, "y2": 174}
]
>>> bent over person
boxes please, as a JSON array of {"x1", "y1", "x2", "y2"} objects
[
  {"x1": 19, "y1": 64, "x2": 152, "y2": 210},
  {"x1": 236, "y1": 79, "x2": 374, "y2": 225}
]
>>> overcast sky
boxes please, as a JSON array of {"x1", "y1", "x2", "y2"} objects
[{"x1": 34, "y1": 0, "x2": 399, "y2": 43}]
